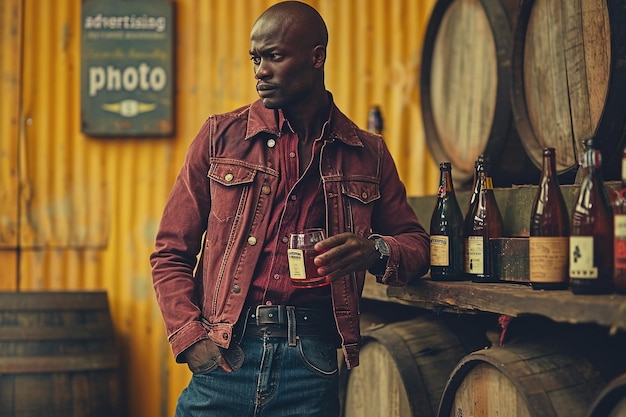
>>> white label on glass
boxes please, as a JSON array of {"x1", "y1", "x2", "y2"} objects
[
  {"x1": 569, "y1": 236, "x2": 598, "y2": 279},
  {"x1": 430, "y1": 235, "x2": 449, "y2": 266},
  {"x1": 287, "y1": 249, "x2": 306, "y2": 279},
  {"x1": 529, "y1": 236, "x2": 568, "y2": 282},
  {"x1": 466, "y1": 236, "x2": 484, "y2": 274},
  {"x1": 616, "y1": 214, "x2": 626, "y2": 239}
]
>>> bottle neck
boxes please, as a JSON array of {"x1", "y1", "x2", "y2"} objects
[
  {"x1": 542, "y1": 151, "x2": 557, "y2": 179},
  {"x1": 439, "y1": 169, "x2": 454, "y2": 196},
  {"x1": 582, "y1": 148, "x2": 601, "y2": 172},
  {"x1": 478, "y1": 171, "x2": 493, "y2": 190}
]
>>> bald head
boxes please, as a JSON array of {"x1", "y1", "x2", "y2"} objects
[
  {"x1": 253, "y1": 1, "x2": 328, "y2": 49},
  {"x1": 249, "y1": 1, "x2": 330, "y2": 111}
]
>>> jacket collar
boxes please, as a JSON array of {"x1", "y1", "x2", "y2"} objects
[{"x1": 244, "y1": 94, "x2": 364, "y2": 148}]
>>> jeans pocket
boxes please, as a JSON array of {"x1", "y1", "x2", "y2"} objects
[
  {"x1": 298, "y1": 337, "x2": 339, "y2": 377},
  {"x1": 189, "y1": 357, "x2": 220, "y2": 375}
]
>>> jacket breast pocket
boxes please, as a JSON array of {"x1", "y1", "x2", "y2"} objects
[
  {"x1": 207, "y1": 160, "x2": 257, "y2": 223},
  {"x1": 341, "y1": 178, "x2": 380, "y2": 235}
]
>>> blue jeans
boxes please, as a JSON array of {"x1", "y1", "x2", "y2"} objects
[{"x1": 174, "y1": 335, "x2": 340, "y2": 417}]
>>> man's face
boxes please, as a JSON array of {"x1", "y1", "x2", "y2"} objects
[{"x1": 249, "y1": 19, "x2": 316, "y2": 109}]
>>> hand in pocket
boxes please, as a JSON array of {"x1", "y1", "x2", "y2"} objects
[{"x1": 184, "y1": 339, "x2": 244, "y2": 374}]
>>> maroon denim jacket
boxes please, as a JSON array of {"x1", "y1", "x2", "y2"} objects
[{"x1": 150, "y1": 99, "x2": 430, "y2": 368}]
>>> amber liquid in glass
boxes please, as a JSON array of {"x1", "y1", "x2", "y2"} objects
[
  {"x1": 464, "y1": 154, "x2": 504, "y2": 282},
  {"x1": 529, "y1": 148, "x2": 570, "y2": 290},
  {"x1": 288, "y1": 229, "x2": 330, "y2": 288},
  {"x1": 570, "y1": 139, "x2": 614, "y2": 294}
]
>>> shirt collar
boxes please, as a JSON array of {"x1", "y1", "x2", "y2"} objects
[{"x1": 244, "y1": 93, "x2": 364, "y2": 148}]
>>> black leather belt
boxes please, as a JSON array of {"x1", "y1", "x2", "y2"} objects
[{"x1": 235, "y1": 305, "x2": 338, "y2": 347}]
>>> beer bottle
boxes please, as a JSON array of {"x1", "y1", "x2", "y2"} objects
[
  {"x1": 367, "y1": 105, "x2": 383, "y2": 134},
  {"x1": 464, "y1": 154, "x2": 504, "y2": 282},
  {"x1": 529, "y1": 148, "x2": 570, "y2": 290},
  {"x1": 570, "y1": 138, "x2": 614, "y2": 294},
  {"x1": 614, "y1": 145, "x2": 626, "y2": 294},
  {"x1": 430, "y1": 162, "x2": 465, "y2": 280}
]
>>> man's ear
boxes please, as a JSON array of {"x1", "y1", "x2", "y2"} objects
[{"x1": 312, "y1": 45, "x2": 326, "y2": 69}]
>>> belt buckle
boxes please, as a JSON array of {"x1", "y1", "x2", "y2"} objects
[{"x1": 255, "y1": 305, "x2": 287, "y2": 326}]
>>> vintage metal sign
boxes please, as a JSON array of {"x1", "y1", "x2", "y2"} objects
[{"x1": 81, "y1": 0, "x2": 174, "y2": 136}]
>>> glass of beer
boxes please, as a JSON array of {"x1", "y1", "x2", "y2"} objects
[{"x1": 287, "y1": 228, "x2": 329, "y2": 288}]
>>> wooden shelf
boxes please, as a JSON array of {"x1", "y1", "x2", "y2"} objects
[{"x1": 362, "y1": 275, "x2": 626, "y2": 333}]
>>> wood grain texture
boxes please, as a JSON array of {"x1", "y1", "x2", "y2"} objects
[{"x1": 438, "y1": 343, "x2": 606, "y2": 417}]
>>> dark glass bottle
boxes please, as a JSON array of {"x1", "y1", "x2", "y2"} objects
[
  {"x1": 463, "y1": 157, "x2": 482, "y2": 279},
  {"x1": 570, "y1": 138, "x2": 614, "y2": 294},
  {"x1": 367, "y1": 105, "x2": 383, "y2": 134},
  {"x1": 529, "y1": 148, "x2": 570, "y2": 290},
  {"x1": 614, "y1": 146, "x2": 626, "y2": 294},
  {"x1": 430, "y1": 162, "x2": 465, "y2": 280},
  {"x1": 464, "y1": 154, "x2": 504, "y2": 282}
]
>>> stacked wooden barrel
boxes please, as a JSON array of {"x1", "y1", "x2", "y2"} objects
[
  {"x1": 421, "y1": 0, "x2": 626, "y2": 189},
  {"x1": 0, "y1": 291, "x2": 121, "y2": 417}
]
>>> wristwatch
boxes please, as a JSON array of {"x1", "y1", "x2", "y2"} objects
[
  {"x1": 373, "y1": 237, "x2": 390, "y2": 261},
  {"x1": 368, "y1": 236, "x2": 390, "y2": 278}
]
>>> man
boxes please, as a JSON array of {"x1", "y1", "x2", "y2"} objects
[{"x1": 150, "y1": 1, "x2": 430, "y2": 416}]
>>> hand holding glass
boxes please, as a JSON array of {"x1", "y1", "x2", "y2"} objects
[{"x1": 287, "y1": 228, "x2": 330, "y2": 288}]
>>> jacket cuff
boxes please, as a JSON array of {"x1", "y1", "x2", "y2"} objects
[{"x1": 169, "y1": 321, "x2": 209, "y2": 363}]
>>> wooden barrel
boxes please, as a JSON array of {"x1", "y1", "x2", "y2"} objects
[
  {"x1": 587, "y1": 373, "x2": 626, "y2": 417},
  {"x1": 437, "y1": 342, "x2": 607, "y2": 417},
  {"x1": 511, "y1": 0, "x2": 626, "y2": 183},
  {"x1": 341, "y1": 315, "x2": 485, "y2": 417},
  {"x1": 0, "y1": 291, "x2": 121, "y2": 417},
  {"x1": 421, "y1": 0, "x2": 539, "y2": 189}
]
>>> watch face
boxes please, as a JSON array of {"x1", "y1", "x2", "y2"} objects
[{"x1": 375, "y1": 238, "x2": 390, "y2": 257}]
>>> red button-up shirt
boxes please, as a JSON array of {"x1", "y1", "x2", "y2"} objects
[{"x1": 247, "y1": 114, "x2": 332, "y2": 310}]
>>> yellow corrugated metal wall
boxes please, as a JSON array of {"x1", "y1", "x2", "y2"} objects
[{"x1": 0, "y1": 0, "x2": 437, "y2": 416}]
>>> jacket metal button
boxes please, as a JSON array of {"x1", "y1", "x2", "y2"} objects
[
  {"x1": 261, "y1": 185, "x2": 271, "y2": 195},
  {"x1": 361, "y1": 192, "x2": 368, "y2": 200},
  {"x1": 225, "y1": 173, "x2": 234, "y2": 182},
  {"x1": 222, "y1": 332, "x2": 229, "y2": 340},
  {"x1": 248, "y1": 236, "x2": 257, "y2": 245},
  {"x1": 267, "y1": 139, "x2": 276, "y2": 148},
  {"x1": 233, "y1": 284, "x2": 241, "y2": 293}
]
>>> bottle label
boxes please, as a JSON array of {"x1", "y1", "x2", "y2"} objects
[
  {"x1": 465, "y1": 236, "x2": 484, "y2": 274},
  {"x1": 569, "y1": 236, "x2": 598, "y2": 279},
  {"x1": 529, "y1": 237, "x2": 568, "y2": 282},
  {"x1": 430, "y1": 235, "x2": 449, "y2": 266},
  {"x1": 615, "y1": 214, "x2": 626, "y2": 268}
]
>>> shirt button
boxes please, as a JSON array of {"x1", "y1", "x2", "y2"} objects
[
  {"x1": 248, "y1": 236, "x2": 257, "y2": 245},
  {"x1": 267, "y1": 139, "x2": 276, "y2": 148},
  {"x1": 282, "y1": 236, "x2": 288, "y2": 243},
  {"x1": 273, "y1": 274, "x2": 280, "y2": 280},
  {"x1": 261, "y1": 185, "x2": 271, "y2": 195},
  {"x1": 290, "y1": 195, "x2": 297, "y2": 201},
  {"x1": 265, "y1": 300, "x2": 272, "y2": 305},
  {"x1": 289, "y1": 151, "x2": 296, "y2": 158},
  {"x1": 233, "y1": 284, "x2": 241, "y2": 293},
  {"x1": 224, "y1": 173, "x2": 234, "y2": 182}
]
